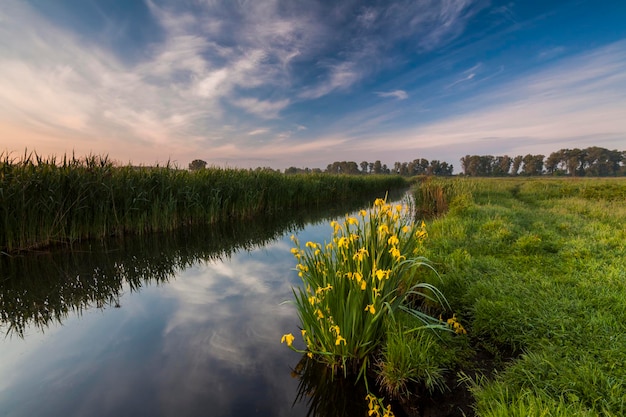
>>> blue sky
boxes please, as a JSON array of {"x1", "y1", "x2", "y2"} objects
[{"x1": 1, "y1": 0, "x2": 625, "y2": 170}]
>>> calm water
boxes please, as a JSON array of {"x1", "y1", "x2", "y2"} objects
[{"x1": 0, "y1": 198, "x2": 399, "y2": 417}]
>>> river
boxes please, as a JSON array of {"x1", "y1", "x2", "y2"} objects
[{"x1": 0, "y1": 196, "x2": 403, "y2": 417}]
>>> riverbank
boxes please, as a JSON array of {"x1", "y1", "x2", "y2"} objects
[
  {"x1": 414, "y1": 177, "x2": 626, "y2": 416},
  {"x1": 0, "y1": 153, "x2": 407, "y2": 253}
]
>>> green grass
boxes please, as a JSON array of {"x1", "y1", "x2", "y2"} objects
[
  {"x1": 415, "y1": 177, "x2": 626, "y2": 416},
  {"x1": 0, "y1": 152, "x2": 407, "y2": 252}
]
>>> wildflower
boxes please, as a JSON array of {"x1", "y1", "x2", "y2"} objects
[
  {"x1": 308, "y1": 296, "x2": 317, "y2": 305},
  {"x1": 315, "y1": 284, "x2": 332, "y2": 294},
  {"x1": 338, "y1": 237, "x2": 349, "y2": 249},
  {"x1": 290, "y1": 234, "x2": 296, "y2": 241},
  {"x1": 314, "y1": 249, "x2": 321, "y2": 256},
  {"x1": 378, "y1": 224, "x2": 389, "y2": 235},
  {"x1": 389, "y1": 247, "x2": 405, "y2": 261},
  {"x1": 372, "y1": 287, "x2": 380, "y2": 297},
  {"x1": 365, "y1": 304, "x2": 376, "y2": 314},
  {"x1": 387, "y1": 235, "x2": 399, "y2": 246},
  {"x1": 447, "y1": 314, "x2": 467, "y2": 335},
  {"x1": 347, "y1": 217, "x2": 358, "y2": 226},
  {"x1": 329, "y1": 325, "x2": 340, "y2": 335},
  {"x1": 395, "y1": 204, "x2": 403, "y2": 212},
  {"x1": 307, "y1": 352, "x2": 313, "y2": 359},
  {"x1": 281, "y1": 333, "x2": 295, "y2": 347},
  {"x1": 301, "y1": 329, "x2": 307, "y2": 338},
  {"x1": 305, "y1": 241, "x2": 319, "y2": 249},
  {"x1": 360, "y1": 280, "x2": 367, "y2": 290},
  {"x1": 374, "y1": 268, "x2": 390, "y2": 281},
  {"x1": 315, "y1": 309, "x2": 324, "y2": 319},
  {"x1": 335, "y1": 335, "x2": 347, "y2": 346},
  {"x1": 330, "y1": 220, "x2": 341, "y2": 234},
  {"x1": 353, "y1": 247, "x2": 369, "y2": 261},
  {"x1": 353, "y1": 271, "x2": 363, "y2": 283},
  {"x1": 374, "y1": 198, "x2": 385, "y2": 207},
  {"x1": 359, "y1": 209, "x2": 367, "y2": 217},
  {"x1": 402, "y1": 225, "x2": 410, "y2": 233}
]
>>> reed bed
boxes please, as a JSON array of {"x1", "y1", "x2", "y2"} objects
[{"x1": 0, "y1": 152, "x2": 407, "y2": 252}]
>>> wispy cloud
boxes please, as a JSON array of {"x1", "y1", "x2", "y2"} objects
[
  {"x1": 376, "y1": 40, "x2": 626, "y2": 159},
  {"x1": 233, "y1": 98, "x2": 291, "y2": 119},
  {"x1": 376, "y1": 90, "x2": 408, "y2": 100},
  {"x1": 248, "y1": 128, "x2": 269, "y2": 136}
]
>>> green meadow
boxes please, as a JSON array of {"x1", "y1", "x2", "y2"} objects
[
  {"x1": 417, "y1": 177, "x2": 626, "y2": 416},
  {"x1": 0, "y1": 153, "x2": 406, "y2": 252}
]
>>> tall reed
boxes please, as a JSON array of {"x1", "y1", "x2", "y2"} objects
[{"x1": 0, "y1": 152, "x2": 407, "y2": 252}]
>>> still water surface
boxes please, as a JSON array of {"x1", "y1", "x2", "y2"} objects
[{"x1": 0, "y1": 199, "x2": 394, "y2": 417}]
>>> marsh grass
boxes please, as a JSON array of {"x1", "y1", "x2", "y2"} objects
[
  {"x1": 417, "y1": 177, "x2": 626, "y2": 416},
  {"x1": 0, "y1": 152, "x2": 406, "y2": 252}
]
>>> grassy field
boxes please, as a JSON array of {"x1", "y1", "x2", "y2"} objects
[
  {"x1": 0, "y1": 153, "x2": 407, "y2": 252},
  {"x1": 416, "y1": 177, "x2": 626, "y2": 416}
]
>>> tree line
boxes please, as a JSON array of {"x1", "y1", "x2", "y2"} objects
[
  {"x1": 461, "y1": 147, "x2": 626, "y2": 177},
  {"x1": 284, "y1": 159, "x2": 453, "y2": 176},
  {"x1": 190, "y1": 146, "x2": 625, "y2": 177}
]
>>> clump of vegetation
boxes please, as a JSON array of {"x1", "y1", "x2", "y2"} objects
[
  {"x1": 0, "y1": 151, "x2": 407, "y2": 252},
  {"x1": 282, "y1": 197, "x2": 467, "y2": 415}
]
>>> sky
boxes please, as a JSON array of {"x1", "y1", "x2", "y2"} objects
[{"x1": 1, "y1": 0, "x2": 625, "y2": 170}]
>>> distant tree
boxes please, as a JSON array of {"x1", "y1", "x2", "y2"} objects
[
  {"x1": 459, "y1": 155, "x2": 468, "y2": 175},
  {"x1": 565, "y1": 148, "x2": 585, "y2": 176},
  {"x1": 522, "y1": 154, "x2": 545, "y2": 176},
  {"x1": 400, "y1": 162, "x2": 409, "y2": 176},
  {"x1": 427, "y1": 160, "x2": 453, "y2": 176},
  {"x1": 545, "y1": 150, "x2": 565, "y2": 175},
  {"x1": 511, "y1": 155, "x2": 523, "y2": 175},
  {"x1": 495, "y1": 155, "x2": 512, "y2": 176},
  {"x1": 373, "y1": 160, "x2": 382, "y2": 174},
  {"x1": 584, "y1": 147, "x2": 622, "y2": 176},
  {"x1": 360, "y1": 161, "x2": 369, "y2": 174},
  {"x1": 189, "y1": 159, "x2": 207, "y2": 171}
]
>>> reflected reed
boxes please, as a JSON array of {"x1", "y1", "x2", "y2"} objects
[{"x1": 0, "y1": 193, "x2": 402, "y2": 337}]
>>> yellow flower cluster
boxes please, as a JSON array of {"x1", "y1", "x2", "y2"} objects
[
  {"x1": 366, "y1": 394, "x2": 394, "y2": 417},
  {"x1": 330, "y1": 325, "x2": 347, "y2": 345},
  {"x1": 446, "y1": 314, "x2": 467, "y2": 335},
  {"x1": 285, "y1": 197, "x2": 434, "y2": 383}
]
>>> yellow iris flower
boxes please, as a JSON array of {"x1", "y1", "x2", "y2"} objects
[{"x1": 281, "y1": 333, "x2": 295, "y2": 347}]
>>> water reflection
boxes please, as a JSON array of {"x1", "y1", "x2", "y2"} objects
[
  {"x1": 0, "y1": 197, "x2": 383, "y2": 338},
  {"x1": 0, "y1": 193, "x2": 406, "y2": 417},
  {"x1": 292, "y1": 354, "x2": 369, "y2": 417}
]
